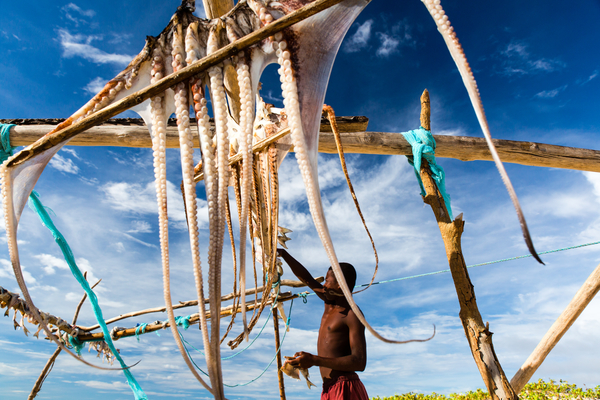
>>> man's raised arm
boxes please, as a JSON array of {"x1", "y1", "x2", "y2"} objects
[{"x1": 277, "y1": 248, "x2": 326, "y2": 300}]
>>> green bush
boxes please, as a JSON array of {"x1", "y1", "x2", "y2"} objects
[{"x1": 371, "y1": 379, "x2": 600, "y2": 400}]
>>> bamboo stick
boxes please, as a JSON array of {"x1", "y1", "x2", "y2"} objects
[
  {"x1": 76, "y1": 292, "x2": 298, "y2": 342},
  {"x1": 273, "y1": 305, "x2": 287, "y2": 400},
  {"x1": 417, "y1": 90, "x2": 517, "y2": 400},
  {"x1": 77, "y1": 277, "x2": 322, "y2": 332},
  {"x1": 510, "y1": 262, "x2": 600, "y2": 393},
  {"x1": 5, "y1": 0, "x2": 348, "y2": 169},
  {"x1": 6, "y1": 120, "x2": 600, "y2": 172}
]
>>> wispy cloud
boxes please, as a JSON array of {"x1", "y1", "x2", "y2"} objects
[
  {"x1": 375, "y1": 20, "x2": 415, "y2": 58},
  {"x1": 128, "y1": 220, "x2": 153, "y2": 233},
  {"x1": 84, "y1": 77, "x2": 108, "y2": 95},
  {"x1": 579, "y1": 69, "x2": 598, "y2": 85},
  {"x1": 0, "y1": 259, "x2": 36, "y2": 284},
  {"x1": 74, "y1": 380, "x2": 129, "y2": 391},
  {"x1": 62, "y1": 3, "x2": 96, "y2": 27},
  {"x1": 49, "y1": 153, "x2": 79, "y2": 174},
  {"x1": 344, "y1": 20, "x2": 373, "y2": 53},
  {"x1": 534, "y1": 84, "x2": 567, "y2": 99},
  {"x1": 99, "y1": 180, "x2": 207, "y2": 229},
  {"x1": 58, "y1": 29, "x2": 133, "y2": 65},
  {"x1": 376, "y1": 32, "x2": 400, "y2": 57},
  {"x1": 583, "y1": 172, "x2": 600, "y2": 202},
  {"x1": 499, "y1": 40, "x2": 564, "y2": 76},
  {"x1": 33, "y1": 254, "x2": 69, "y2": 275}
]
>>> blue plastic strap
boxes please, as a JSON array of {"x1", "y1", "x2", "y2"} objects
[
  {"x1": 401, "y1": 127, "x2": 453, "y2": 220},
  {"x1": 27, "y1": 191, "x2": 147, "y2": 400}
]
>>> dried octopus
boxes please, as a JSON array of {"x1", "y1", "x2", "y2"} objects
[{"x1": 0, "y1": 0, "x2": 542, "y2": 398}]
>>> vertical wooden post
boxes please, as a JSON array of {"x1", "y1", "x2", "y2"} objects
[
  {"x1": 202, "y1": 0, "x2": 235, "y2": 18},
  {"x1": 273, "y1": 306, "x2": 287, "y2": 400},
  {"x1": 511, "y1": 262, "x2": 600, "y2": 392},
  {"x1": 417, "y1": 90, "x2": 517, "y2": 400}
]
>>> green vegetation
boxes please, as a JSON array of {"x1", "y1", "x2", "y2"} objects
[{"x1": 371, "y1": 379, "x2": 600, "y2": 400}]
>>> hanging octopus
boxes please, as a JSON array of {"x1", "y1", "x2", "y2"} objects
[{"x1": 0, "y1": 0, "x2": 542, "y2": 398}]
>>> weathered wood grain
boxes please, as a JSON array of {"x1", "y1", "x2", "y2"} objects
[
  {"x1": 418, "y1": 90, "x2": 517, "y2": 400},
  {"x1": 5, "y1": 118, "x2": 599, "y2": 172}
]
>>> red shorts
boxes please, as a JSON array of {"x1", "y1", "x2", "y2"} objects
[{"x1": 321, "y1": 373, "x2": 369, "y2": 400}]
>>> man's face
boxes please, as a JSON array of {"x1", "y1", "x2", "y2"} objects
[{"x1": 323, "y1": 269, "x2": 342, "y2": 299}]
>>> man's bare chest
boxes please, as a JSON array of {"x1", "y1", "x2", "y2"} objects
[{"x1": 320, "y1": 308, "x2": 349, "y2": 336}]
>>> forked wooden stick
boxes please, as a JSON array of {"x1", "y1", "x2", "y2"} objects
[{"x1": 417, "y1": 89, "x2": 517, "y2": 400}]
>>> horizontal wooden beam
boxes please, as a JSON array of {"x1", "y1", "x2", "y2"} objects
[
  {"x1": 317, "y1": 131, "x2": 600, "y2": 173},
  {"x1": 3, "y1": 117, "x2": 368, "y2": 148},
  {"x1": 4, "y1": 118, "x2": 600, "y2": 172}
]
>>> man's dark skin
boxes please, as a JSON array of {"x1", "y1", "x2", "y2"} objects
[{"x1": 277, "y1": 248, "x2": 367, "y2": 385}]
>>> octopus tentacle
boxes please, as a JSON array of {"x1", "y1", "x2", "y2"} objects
[
  {"x1": 272, "y1": 0, "x2": 433, "y2": 344},
  {"x1": 148, "y1": 45, "x2": 213, "y2": 391},
  {"x1": 206, "y1": 24, "x2": 227, "y2": 399},
  {"x1": 421, "y1": 0, "x2": 543, "y2": 264},
  {"x1": 170, "y1": 23, "x2": 217, "y2": 392},
  {"x1": 235, "y1": 53, "x2": 255, "y2": 340}
]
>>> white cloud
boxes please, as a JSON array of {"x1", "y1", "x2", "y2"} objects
[
  {"x1": 583, "y1": 172, "x2": 600, "y2": 202},
  {"x1": 343, "y1": 20, "x2": 373, "y2": 53},
  {"x1": 58, "y1": 29, "x2": 133, "y2": 65},
  {"x1": 534, "y1": 85, "x2": 567, "y2": 99},
  {"x1": 62, "y1": 3, "x2": 96, "y2": 27},
  {"x1": 499, "y1": 40, "x2": 564, "y2": 76},
  {"x1": 100, "y1": 180, "x2": 206, "y2": 230},
  {"x1": 0, "y1": 259, "x2": 36, "y2": 285},
  {"x1": 63, "y1": 3, "x2": 96, "y2": 18},
  {"x1": 128, "y1": 220, "x2": 153, "y2": 233},
  {"x1": 33, "y1": 253, "x2": 69, "y2": 275},
  {"x1": 579, "y1": 69, "x2": 598, "y2": 85},
  {"x1": 49, "y1": 153, "x2": 79, "y2": 174},
  {"x1": 74, "y1": 380, "x2": 129, "y2": 391},
  {"x1": 119, "y1": 231, "x2": 158, "y2": 248},
  {"x1": 84, "y1": 77, "x2": 108, "y2": 95},
  {"x1": 376, "y1": 32, "x2": 400, "y2": 57}
]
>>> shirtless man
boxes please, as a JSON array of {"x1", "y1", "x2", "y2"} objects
[{"x1": 278, "y1": 248, "x2": 368, "y2": 400}]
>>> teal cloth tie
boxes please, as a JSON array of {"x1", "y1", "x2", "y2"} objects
[{"x1": 402, "y1": 127, "x2": 453, "y2": 220}]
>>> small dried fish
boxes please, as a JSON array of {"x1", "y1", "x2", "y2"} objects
[{"x1": 281, "y1": 356, "x2": 316, "y2": 389}]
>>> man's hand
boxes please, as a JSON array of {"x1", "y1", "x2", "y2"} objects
[{"x1": 289, "y1": 351, "x2": 317, "y2": 369}]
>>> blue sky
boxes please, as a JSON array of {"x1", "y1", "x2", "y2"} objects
[{"x1": 1, "y1": 0, "x2": 600, "y2": 399}]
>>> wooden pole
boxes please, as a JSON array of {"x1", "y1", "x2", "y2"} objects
[
  {"x1": 273, "y1": 306, "x2": 287, "y2": 400},
  {"x1": 76, "y1": 277, "x2": 323, "y2": 331},
  {"x1": 6, "y1": 119, "x2": 600, "y2": 173},
  {"x1": 75, "y1": 292, "x2": 298, "y2": 342},
  {"x1": 202, "y1": 0, "x2": 235, "y2": 19},
  {"x1": 417, "y1": 90, "x2": 517, "y2": 400},
  {"x1": 510, "y1": 262, "x2": 600, "y2": 392}
]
